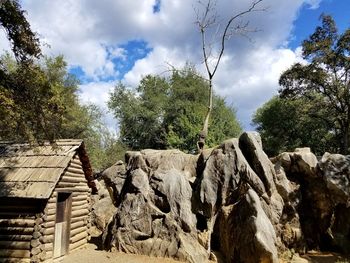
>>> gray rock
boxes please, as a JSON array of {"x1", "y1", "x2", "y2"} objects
[
  {"x1": 101, "y1": 137, "x2": 350, "y2": 260},
  {"x1": 217, "y1": 189, "x2": 279, "y2": 263},
  {"x1": 317, "y1": 152, "x2": 350, "y2": 253},
  {"x1": 193, "y1": 138, "x2": 279, "y2": 262},
  {"x1": 101, "y1": 160, "x2": 127, "y2": 205},
  {"x1": 105, "y1": 149, "x2": 208, "y2": 263},
  {"x1": 91, "y1": 180, "x2": 117, "y2": 235},
  {"x1": 239, "y1": 132, "x2": 277, "y2": 195},
  {"x1": 318, "y1": 152, "x2": 350, "y2": 205}
]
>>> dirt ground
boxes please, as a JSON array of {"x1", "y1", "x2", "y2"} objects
[
  {"x1": 61, "y1": 242, "x2": 350, "y2": 263},
  {"x1": 61, "y1": 243, "x2": 183, "y2": 263},
  {"x1": 302, "y1": 251, "x2": 350, "y2": 263}
]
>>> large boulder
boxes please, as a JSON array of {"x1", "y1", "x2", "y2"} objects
[
  {"x1": 103, "y1": 149, "x2": 208, "y2": 263},
  {"x1": 193, "y1": 138, "x2": 279, "y2": 262},
  {"x1": 103, "y1": 135, "x2": 281, "y2": 263},
  {"x1": 273, "y1": 149, "x2": 350, "y2": 253},
  {"x1": 100, "y1": 133, "x2": 350, "y2": 261},
  {"x1": 318, "y1": 153, "x2": 350, "y2": 253},
  {"x1": 91, "y1": 180, "x2": 117, "y2": 236},
  {"x1": 318, "y1": 153, "x2": 350, "y2": 205}
]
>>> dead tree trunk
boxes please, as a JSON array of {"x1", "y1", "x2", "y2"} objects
[{"x1": 195, "y1": 0, "x2": 264, "y2": 152}]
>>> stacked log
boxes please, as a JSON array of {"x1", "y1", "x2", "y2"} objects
[
  {"x1": 35, "y1": 193, "x2": 57, "y2": 262},
  {"x1": 0, "y1": 216, "x2": 35, "y2": 262},
  {"x1": 60, "y1": 154, "x2": 91, "y2": 252},
  {"x1": 27, "y1": 196, "x2": 54, "y2": 261}
]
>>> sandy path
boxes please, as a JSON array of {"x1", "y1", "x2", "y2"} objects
[
  {"x1": 61, "y1": 242, "x2": 350, "y2": 263},
  {"x1": 61, "y1": 243, "x2": 183, "y2": 263}
]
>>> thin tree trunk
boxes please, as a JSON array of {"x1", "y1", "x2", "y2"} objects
[{"x1": 197, "y1": 80, "x2": 213, "y2": 151}]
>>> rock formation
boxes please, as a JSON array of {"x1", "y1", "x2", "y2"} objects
[
  {"x1": 98, "y1": 132, "x2": 350, "y2": 262},
  {"x1": 272, "y1": 148, "x2": 350, "y2": 254}
]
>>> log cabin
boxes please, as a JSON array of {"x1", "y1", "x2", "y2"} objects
[{"x1": 0, "y1": 140, "x2": 97, "y2": 262}]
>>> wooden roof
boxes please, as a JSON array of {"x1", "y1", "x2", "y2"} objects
[{"x1": 0, "y1": 140, "x2": 86, "y2": 199}]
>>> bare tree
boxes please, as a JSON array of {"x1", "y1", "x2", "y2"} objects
[{"x1": 195, "y1": 0, "x2": 265, "y2": 152}]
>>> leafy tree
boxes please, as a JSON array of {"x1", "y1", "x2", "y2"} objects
[
  {"x1": 279, "y1": 14, "x2": 350, "y2": 154},
  {"x1": 108, "y1": 75, "x2": 169, "y2": 150},
  {"x1": 0, "y1": 54, "x2": 78, "y2": 142},
  {"x1": 0, "y1": 53, "x2": 125, "y2": 171},
  {"x1": 253, "y1": 96, "x2": 336, "y2": 156},
  {"x1": 0, "y1": 0, "x2": 60, "y2": 144},
  {"x1": 0, "y1": 1, "x2": 124, "y2": 171},
  {"x1": 108, "y1": 66, "x2": 242, "y2": 153},
  {"x1": 0, "y1": 0, "x2": 41, "y2": 62}
]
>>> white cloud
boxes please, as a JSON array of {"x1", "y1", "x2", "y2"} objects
[
  {"x1": 1, "y1": 0, "x2": 323, "y2": 132},
  {"x1": 0, "y1": 28, "x2": 10, "y2": 53},
  {"x1": 212, "y1": 47, "x2": 305, "y2": 129},
  {"x1": 305, "y1": 0, "x2": 322, "y2": 9},
  {"x1": 78, "y1": 81, "x2": 118, "y2": 131},
  {"x1": 123, "y1": 46, "x2": 190, "y2": 87}
]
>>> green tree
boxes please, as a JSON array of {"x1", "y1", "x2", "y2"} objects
[
  {"x1": 0, "y1": 54, "x2": 80, "y2": 142},
  {"x1": 108, "y1": 66, "x2": 242, "y2": 153},
  {"x1": 279, "y1": 14, "x2": 350, "y2": 154},
  {"x1": 0, "y1": 54, "x2": 125, "y2": 171},
  {"x1": 0, "y1": 1, "x2": 124, "y2": 170},
  {"x1": 0, "y1": 0, "x2": 41, "y2": 62},
  {"x1": 253, "y1": 96, "x2": 336, "y2": 156}
]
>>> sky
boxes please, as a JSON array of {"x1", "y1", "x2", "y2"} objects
[{"x1": 1, "y1": 0, "x2": 349, "y2": 133}]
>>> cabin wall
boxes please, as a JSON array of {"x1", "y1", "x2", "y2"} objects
[
  {"x1": 0, "y1": 198, "x2": 45, "y2": 263},
  {"x1": 39, "y1": 153, "x2": 91, "y2": 262}
]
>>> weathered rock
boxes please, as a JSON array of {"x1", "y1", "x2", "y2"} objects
[
  {"x1": 91, "y1": 180, "x2": 117, "y2": 235},
  {"x1": 317, "y1": 153, "x2": 350, "y2": 253},
  {"x1": 239, "y1": 132, "x2": 285, "y2": 230},
  {"x1": 103, "y1": 137, "x2": 283, "y2": 263},
  {"x1": 318, "y1": 152, "x2": 350, "y2": 205},
  {"x1": 293, "y1": 148, "x2": 318, "y2": 177},
  {"x1": 239, "y1": 132, "x2": 277, "y2": 196},
  {"x1": 100, "y1": 134, "x2": 350, "y2": 261},
  {"x1": 216, "y1": 189, "x2": 278, "y2": 263},
  {"x1": 275, "y1": 148, "x2": 350, "y2": 253},
  {"x1": 193, "y1": 137, "x2": 279, "y2": 262},
  {"x1": 104, "y1": 149, "x2": 208, "y2": 263},
  {"x1": 102, "y1": 160, "x2": 127, "y2": 205}
]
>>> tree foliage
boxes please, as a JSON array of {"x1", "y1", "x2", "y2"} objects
[
  {"x1": 0, "y1": 54, "x2": 125, "y2": 171},
  {"x1": 253, "y1": 96, "x2": 336, "y2": 156},
  {"x1": 0, "y1": 0, "x2": 41, "y2": 62},
  {"x1": 1, "y1": 54, "x2": 81, "y2": 142},
  {"x1": 279, "y1": 14, "x2": 350, "y2": 154},
  {"x1": 0, "y1": 1, "x2": 124, "y2": 171},
  {"x1": 108, "y1": 66, "x2": 242, "y2": 153}
]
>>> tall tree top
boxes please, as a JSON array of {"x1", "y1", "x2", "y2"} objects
[{"x1": 0, "y1": 0, "x2": 41, "y2": 62}]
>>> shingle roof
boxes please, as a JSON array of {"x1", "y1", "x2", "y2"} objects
[{"x1": 0, "y1": 139, "x2": 85, "y2": 199}]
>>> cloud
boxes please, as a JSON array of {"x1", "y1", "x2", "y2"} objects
[
  {"x1": 304, "y1": 0, "x2": 322, "y2": 9},
  {"x1": 78, "y1": 81, "x2": 117, "y2": 131},
  {"x1": 1, "y1": 0, "x2": 323, "y2": 132},
  {"x1": 212, "y1": 46, "x2": 305, "y2": 129},
  {"x1": 0, "y1": 28, "x2": 11, "y2": 53}
]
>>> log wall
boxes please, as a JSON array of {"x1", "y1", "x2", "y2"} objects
[
  {"x1": 0, "y1": 198, "x2": 45, "y2": 263},
  {"x1": 0, "y1": 153, "x2": 91, "y2": 263},
  {"x1": 39, "y1": 153, "x2": 91, "y2": 262}
]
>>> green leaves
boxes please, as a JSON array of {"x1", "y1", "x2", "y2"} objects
[
  {"x1": 108, "y1": 66, "x2": 242, "y2": 153},
  {"x1": 278, "y1": 14, "x2": 350, "y2": 154},
  {"x1": 0, "y1": 0, "x2": 41, "y2": 62},
  {"x1": 253, "y1": 96, "x2": 336, "y2": 156}
]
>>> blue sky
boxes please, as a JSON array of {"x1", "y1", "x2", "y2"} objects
[
  {"x1": 0, "y1": 0, "x2": 349, "y2": 133},
  {"x1": 290, "y1": 0, "x2": 350, "y2": 49}
]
